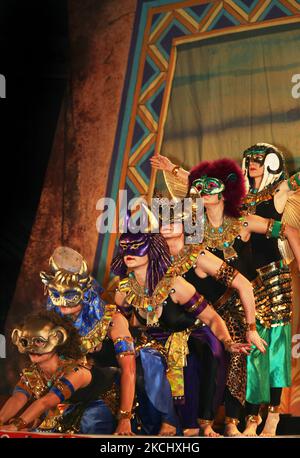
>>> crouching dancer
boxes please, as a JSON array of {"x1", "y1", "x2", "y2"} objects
[
  {"x1": 0, "y1": 310, "x2": 135, "y2": 435},
  {"x1": 40, "y1": 247, "x2": 136, "y2": 435}
]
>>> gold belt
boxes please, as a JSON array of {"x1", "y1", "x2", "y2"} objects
[
  {"x1": 257, "y1": 259, "x2": 287, "y2": 276},
  {"x1": 165, "y1": 330, "x2": 191, "y2": 399}
]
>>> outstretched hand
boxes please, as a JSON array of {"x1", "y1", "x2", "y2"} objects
[{"x1": 150, "y1": 155, "x2": 174, "y2": 172}]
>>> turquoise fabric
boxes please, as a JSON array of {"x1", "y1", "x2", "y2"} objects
[{"x1": 246, "y1": 322, "x2": 291, "y2": 404}]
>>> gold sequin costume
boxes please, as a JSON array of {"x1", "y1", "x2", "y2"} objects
[
  {"x1": 14, "y1": 357, "x2": 119, "y2": 433},
  {"x1": 254, "y1": 260, "x2": 292, "y2": 328},
  {"x1": 80, "y1": 304, "x2": 117, "y2": 353}
]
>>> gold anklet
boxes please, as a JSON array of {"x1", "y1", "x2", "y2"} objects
[
  {"x1": 198, "y1": 419, "x2": 213, "y2": 426},
  {"x1": 268, "y1": 405, "x2": 280, "y2": 414},
  {"x1": 246, "y1": 415, "x2": 260, "y2": 424},
  {"x1": 225, "y1": 417, "x2": 239, "y2": 425}
]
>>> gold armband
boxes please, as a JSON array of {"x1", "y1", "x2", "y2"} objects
[
  {"x1": 114, "y1": 336, "x2": 135, "y2": 357},
  {"x1": 266, "y1": 219, "x2": 286, "y2": 240},
  {"x1": 287, "y1": 173, "x2": 300, "y2": 191},
  {"x1": 198, "y1": 419, "x2": 213, "y2": 426},
  {"x1": 171, "y1": 165, "x2": 180, "y2": 177},
  {"x1": 222, "y1": 339, "x2": 234, "y2": 352},
  {"x1": 245, "y1": 322, "x2": 257, "y2": 331},
  {"x1": 268, "y1": 405, "x2": 280, "y2": 413},
  {"x1": 266, "y1": 219, "x2": 274, "y2": 239},
  {"x1": 246, "y1": 415, "x2": 261, "y2": 424},
  {"x1": 215, "y1": 262, "x2": 238, "y2": 287},
  {"x1": 225, "y1": 417, "x2": 240, "y2": 425},
  {"x1": 117, "y1": 410, "x2": 133, "y2": 420},
  {"x1": 9, "y1": 417, "x2": 28, "y2": 430}
]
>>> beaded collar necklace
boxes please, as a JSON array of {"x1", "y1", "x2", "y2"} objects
[
  {"x1": 168, "y1": 244, "x2": 204, "y2": 276},
  {"x1": 243, "y1": 181, "x2": 281, "y2": 214},
  {"x1": 203, "y1": 215, "x2": 246, "y2": 262},
  {"x1": 119, "y1": 272, "x2": 174, "y2": 326}
]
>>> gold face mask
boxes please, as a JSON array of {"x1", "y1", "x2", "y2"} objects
[
  {"x1": 40, "y1": 247, "x2": 93, "y2": 309},
  {"x1": 12, "y1": 318, "x2": 68, "y2": 355},
  {"x1": 47, "y1": 284, "x2": 84, "y2": 308}
]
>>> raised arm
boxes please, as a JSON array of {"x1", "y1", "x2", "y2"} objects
[
  {"x1": 266, "y1": 174, "x2": 300, "y2": 208},
  {"x1": 150, "y1": 155, "x2": 190, "y2": 186},
  {"x1": 109, "y1": 311, "x2": 136, "y2": 436}
]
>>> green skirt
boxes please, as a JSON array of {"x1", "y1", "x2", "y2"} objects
[{"x1": 246, "y1": 322, "x2": 291, "y2": 404}]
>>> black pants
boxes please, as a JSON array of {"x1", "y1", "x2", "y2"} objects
[
  {"x1": 176, "y1": 339, "x2": 219, "y2": 427},
  {"x1": 245, "y1": 388, "x2": 282, "y2": 416},
  {"x1": 225, "y1": 387, "x2": 243, "y2": 419},
  {"x1": 198, "y1": 343, "x2": 219, "y2": 420}
]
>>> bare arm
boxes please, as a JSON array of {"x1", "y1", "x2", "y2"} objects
[
  {"x1": 109, "y1": 312, "x2": 136, "y2": 436},
  {"x1": 284, "y1": 224, "x2": 300, "y2": 271},
  {"x1": 194, "y1": 249, "x2": 223, "y2": 278},
  {"x1": 150, "y1": 155, "x2": 190, "y2": 185},
  {"x1": 232, "y1": 274, "x2": 267, "y2": 352},
  {"x1": 195, "y1": 250, "x2": 256, "y2": 323},
  {"x1": 115, "y1": 291, "x2": 133, "y2": 318},
  {"x1": 115, "y1": 290, "x2": 127, "y2": 307},
  {"x1": 244, "y1": 214, "x2": 269, "y2": 235},
  {"x1": 171, "y1": 276, "x2": 230, "y2": 341},
  {"x1": 246, "y1": 215, "x2": 300, "y2": 271},
  {"x1": 198, "y1": 304, "x2": 231, "y2": 342},
  {"x1": 18, "y1": 392, "x2": 66, "y2": 428},
  {"x1": 21, "y1": 368, "x2": 91, "y2": 426},
  {"x1": 195, "y1": 251, "x2": 267, "y2": 352},
  {"x1": 195, "y1": 249, "x2": 255, "y2": 314},
  {"x1": 0, "y1": 392, "x2": 28, "y2": 425},
  {"x1": 232, "y1": 274, "x2": 255, "y2": 324},
  {"x1": 286, "y1": 172, "x2": 300, "y2": 193},
  {"x1": 2, "y1": 368, "x2": 91, "y2": 430},
  {"x1": 171, "y1": 277, "x2": 251, "y2": 354}
]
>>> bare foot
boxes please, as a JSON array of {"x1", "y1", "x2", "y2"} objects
[
  {"x1": 260, "y1": 412, "x2": 280, "y2": 437},
  {"x1": 184, "y1": 428, "x2": 199, "y2": 437},
  {"x1": 243, "y1": 416, "x2": 262, "y2": 436},
  {"x1": 224, "y1": 424, "x2": 243, "y2": 437},
  {"x1": 199, "y1": 424, "x2": 222, "y2": 437},
  {"x1": 158, "y1": 422, "x2": 176, "y2": 436}
]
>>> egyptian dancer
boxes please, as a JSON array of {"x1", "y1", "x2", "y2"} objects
[
  {"x1": 111, "y1": 228, "x2": 180, "y2": 436},
  {"x1": 40, "y1": 247, "x2": 136, "y2": 435},
  {"x1": 0, "y1": 311, "x2": 128, "y2": 434},
  {"x1": 111, "y1": 222, "x2": 252, "y2": 436},
  {"x1": 158, "y1": 200, "x2": 266, "y2": 436},
  {"x1": 242, "y1": 143, "x2": 300, "y2": 436},
  {"x1": 151, "y1": 155, "x2": 300, "y2": 436}
]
